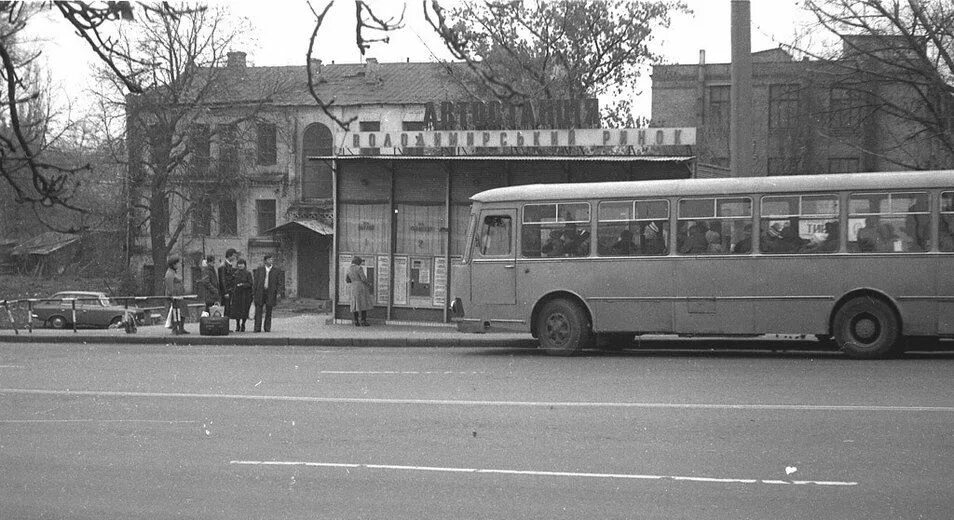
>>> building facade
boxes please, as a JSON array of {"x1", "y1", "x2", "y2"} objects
[
  {"x1": 651, "y1": 40, "x2": 952, "y2": 177},
  {"x1": 129, "y1": 53, "x2": 695, "y2": 321}
]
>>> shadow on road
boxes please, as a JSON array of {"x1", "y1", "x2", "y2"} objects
[{"x1": 465, "y1": 338, "x2": 954, "y2": 361}]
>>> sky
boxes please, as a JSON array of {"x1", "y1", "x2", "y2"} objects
[{"x1": 30, "y1": 0, "x2": 817, "y2": 120}]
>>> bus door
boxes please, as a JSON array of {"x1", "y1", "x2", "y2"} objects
[{"x1": 471, "y1": 210, "x2": 517, "y2": 305}]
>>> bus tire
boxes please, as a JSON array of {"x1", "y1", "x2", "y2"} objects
[
  {"x1": 537, "y1": 299, "x2": 591, "y2": 356},
  {"x1": 832, "y1": 297, "x2": 900, "y2": 359}
]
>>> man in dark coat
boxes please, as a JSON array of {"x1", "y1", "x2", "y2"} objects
[
  {"x1": 252, "y1": 253, "x2": 284, "y2": 332},
  {"x1": 218, "y1": 248, "x2": 238, "y2": 316},
  {"x1": 197, "y1": 254, "x2": 220, "y2": 311}
]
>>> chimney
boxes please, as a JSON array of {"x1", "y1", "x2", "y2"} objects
[
  {"x1": 365, "y1": 57, "x2": 378, "y2": 83},
  {"x1": 730, "y1": 0, "x2": 754, "y2": 177},
  {"x1": 227, "y1": 51, "x2": 246, "y2": 69}
]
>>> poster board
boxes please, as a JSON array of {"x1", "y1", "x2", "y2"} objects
[
  {"x1": 393, "y1": 256, "x2": 408, "y2": 305},
  {"x1": 432, "y1": 256, "x2": 448, "y2": 307},
  {"x1": 338, "y1": 253, "x2": 353, "y2": 304},
  {"x1": 376, "y1": 255, "x2": 390, "y2": 305}
]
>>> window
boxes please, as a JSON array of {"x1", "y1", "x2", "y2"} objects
[
  {"x1": 760, "y1": 194, "x2": 839, "y2": 254},
  {"x1": 257, "y1": 122, "x2": 277, "y2": 165},
  {"x1": 191, "y1": 199, "x2": 211, "y2": 236},
  {"x1": 707, "y1": 85, "x2": 731, "y2": 128},
  {"x1": 191, "y1": 124, "x2": 210, "y2": 173},
  {"x1": 848, "y1": 192, "x2": 930, "y2": 253},
  {"x1": 828, "y1": 157, "x2": 860, "y2": 174},
  {"x1": 218, "y1": 200, "x2": 237, "y2": 236},
  {"x1": 217, "y1": 123, "x2": 239, "y2": 176},
  {"x1": 359, "y1": 121, "x2": 380, "y2": 155},
  {"x1": 829, "y1": 88, "x2": 862, "y2": 129},
  {"x1": 677, "y1": 197, "x2": 752, "y2": 255},
  {"x1": 940, "y1": 192, "x2": 954, "y2": 252},
  {"x1": 597, "y1": 200, "x2": 669, "y2": 256},
  {"x1": 302, "y1": 123, "x2": 333, "y2": 199},
  {"x1": 475, "y1": 215, "x2": 512, "y2": 256},
  {"x1": 256, "y1": 199, "x2": 276, "y2": 236},
  {"x1": 769, "y1": 84, "x2": 800, "y2": 129},
  {"x1": 521, "y1": 202, "x2": 591, "y2": 257}
]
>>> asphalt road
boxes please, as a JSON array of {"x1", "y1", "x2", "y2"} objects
[{"x1": 1, "y1": 342, "x2": 952, "y2": 519}]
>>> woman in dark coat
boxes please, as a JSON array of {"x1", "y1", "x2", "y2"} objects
[
  {"x1": 229, "y1": 259, "x2": 253, "y2": 332},
  {"x1": 164, "y1": 257, "x2": 188, "y2": 335},
  {"x1": 347, "y1": 256, "x2": 374, "y2": 326}
]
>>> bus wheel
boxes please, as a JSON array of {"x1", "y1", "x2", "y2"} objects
[
  {"x1": 537, "y1": 299, "x2": 591, "y2": 356},
  {"x1": 832, "y1": 297, "x2": 900, "y2": 359}
]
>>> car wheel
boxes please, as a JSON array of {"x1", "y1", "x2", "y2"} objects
[
  {"x1": 107, "y1": 316, "x2": 124, "y2": 329},
  {"x1": 832, "y1": 297, "x2": 900, "y2": 359},
  {"x1": 49, "y1": 315, "x2": 68, "y2": 329},
  {"x1": 537, "y1": 298, "x2": 591, "y2": 356}
]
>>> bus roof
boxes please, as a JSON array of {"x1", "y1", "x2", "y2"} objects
[{"x1": 470, "y1": 170, "x2": 954, "y2": 203}]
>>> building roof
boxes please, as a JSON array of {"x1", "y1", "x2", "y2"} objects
[
  {"x1": 11, "y1": 232, "x2": 80, "y2": 256},
  {"x1": 203, "y1": 60, "x2": 475, "y2": 107}
]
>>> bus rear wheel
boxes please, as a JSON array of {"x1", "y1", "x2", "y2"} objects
[
  {"x1": 537, "y1": 299, "x2": 591, "y2": 356},
  {"x1": 832, "y1": 297, "x2": 900, "y2": 359}
]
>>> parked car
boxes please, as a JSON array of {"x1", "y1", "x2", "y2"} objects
[{"x1": 32, "y1": 291, "x2": 146, "y2": 329}]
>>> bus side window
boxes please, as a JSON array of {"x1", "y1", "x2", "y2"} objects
[
  {"x1": 476, "y1": 215, "x2": 512, "y2": 256},
  {"x1": 940, "y1": 192, "x2": 954, "y2": 252}
]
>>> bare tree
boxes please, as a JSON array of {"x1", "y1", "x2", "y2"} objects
[
  {"x1": 99, "y1": 6, "x2": 287, "y2": 293},
  {"x1": 796, "y1": 0, "x2": 954, "y2": 169},
  {"x1": 0, "y1": 2, "x2": 190, "y2": 220}
]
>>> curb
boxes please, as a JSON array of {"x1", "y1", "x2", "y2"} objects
[{"x1": 0, "y1": 333, "x2": 539, "y2": 349}]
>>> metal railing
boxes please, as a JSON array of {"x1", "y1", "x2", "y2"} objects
[{"x1": 0, "y1": 295, "x2": 198, "y2": 335}]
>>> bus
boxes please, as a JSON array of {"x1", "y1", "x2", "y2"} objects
[{"x1": 448, "y1": 170, "x2": 954, "y2": 358}]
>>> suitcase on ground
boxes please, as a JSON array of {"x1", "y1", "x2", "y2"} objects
[{"x1": 199, "y1": 315, "x2": 229, "y2": 336}]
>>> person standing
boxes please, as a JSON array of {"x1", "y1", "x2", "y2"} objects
[
  {"x1": 218, "y1": 248, "x2": 238, "y2": 317},
  {"x1": 252, "y1": 254, "x2": 284, "y2": 332},
  {"x1": 347, "y1": 256, "x2": 374, "y2": 326},
  {"x1": 197, "y1": 255, "x2": 220, "y2": 312},
  {"x1": 229, "y1": 258, "x2": 253, "y2": 332},
  {"x1": 164, "y1": 257, "x2": 188, "y2": 335}
]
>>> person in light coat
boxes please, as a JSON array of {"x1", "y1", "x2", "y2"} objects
[
  {"x1": 164, "y1": 257, "x2": 188, "y2": 335},
  {"x1": 347, "y1": 256, "x2": 374, "y2": 326}
]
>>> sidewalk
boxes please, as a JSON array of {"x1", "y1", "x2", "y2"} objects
[{"x1": 0, "y1": 313, "x2": 537, "y2": 348}]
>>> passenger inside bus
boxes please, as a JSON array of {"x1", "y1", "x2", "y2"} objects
[
  {"x1": 541, "y1": 229, "x2": 565, "y2": 257},
  {"x1": 705, "y1": 221, "x2": 723, "y2": 253},
  {"x1": 641, "y1": 221, "x2": 667, "y2": 255},
  {"x1": 678, "y1": 221, "x2": 709, "y2": 254},
  {"x1": 732, "y1": 224, "x2": 752, "y2": 254},
  {"x1": 940, "y1": 216, "x2": 954, "y2": 252},
  {"x1": 855, "y1": 216, "x2": 883, "y2": 252},
  {"x1": 610, "y1": 229, "x2": 638, "y2": 255}
]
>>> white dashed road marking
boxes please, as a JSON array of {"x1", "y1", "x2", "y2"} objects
[{"x1": 229, "y1": 460, "x2": 858, "y2": 487}]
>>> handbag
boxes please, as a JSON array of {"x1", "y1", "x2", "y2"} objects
[{"x1": 346, "y1": 274, "x2": 352, "y2": 283}]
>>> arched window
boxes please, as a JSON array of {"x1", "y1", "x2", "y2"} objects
[{"x1": 302, "y1": 123, "x2": 333, "y2": 199}]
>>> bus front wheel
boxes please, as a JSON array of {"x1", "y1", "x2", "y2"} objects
[
  {"x1": 537, "y1": 299, "x2": 591, "y2": 356},
  {"x1": 832, "y1": 297, "x2": 900, "y2": 359}
]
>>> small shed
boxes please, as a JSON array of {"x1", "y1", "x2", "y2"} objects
[{"x1": 10, "y1": 232, "x2": 81, "y2": 276}]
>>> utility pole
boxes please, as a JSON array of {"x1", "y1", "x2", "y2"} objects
[{"x1": 730, "y1": 0, "x2": 755, "y2": 177}]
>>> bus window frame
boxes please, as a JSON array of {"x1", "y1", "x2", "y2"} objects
[
  {"x1": 677, "y1": 196, "x2": 752, "y2": 255},
  {"x1": 520, "y1": 201, "x2": 592, "y2": 258},
  {"x1": 474, "y1": 212, "x2": 514, "y2": 259},
  {"x1": 596, "y1": 199, "x2": 670, "y2": 257},
  {"x1": 847, "y1": 190, "x2": 931, "y2": 254}
]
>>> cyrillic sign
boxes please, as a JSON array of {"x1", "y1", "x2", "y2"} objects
[{"x1": 340, "y1": 127, "x2": 695, "y2": 153}]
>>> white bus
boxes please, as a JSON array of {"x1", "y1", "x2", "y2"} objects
[{"x1": 449, "y1": 170, "x2": 954, "y2": 358}]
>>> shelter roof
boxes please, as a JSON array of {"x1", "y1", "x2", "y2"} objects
[
  {"x1": 11, "y1": 232, "x2": 80, "y2": 256},
  {"x1": 265, "y1": 219, "x2": 334, "y2": 235}
]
